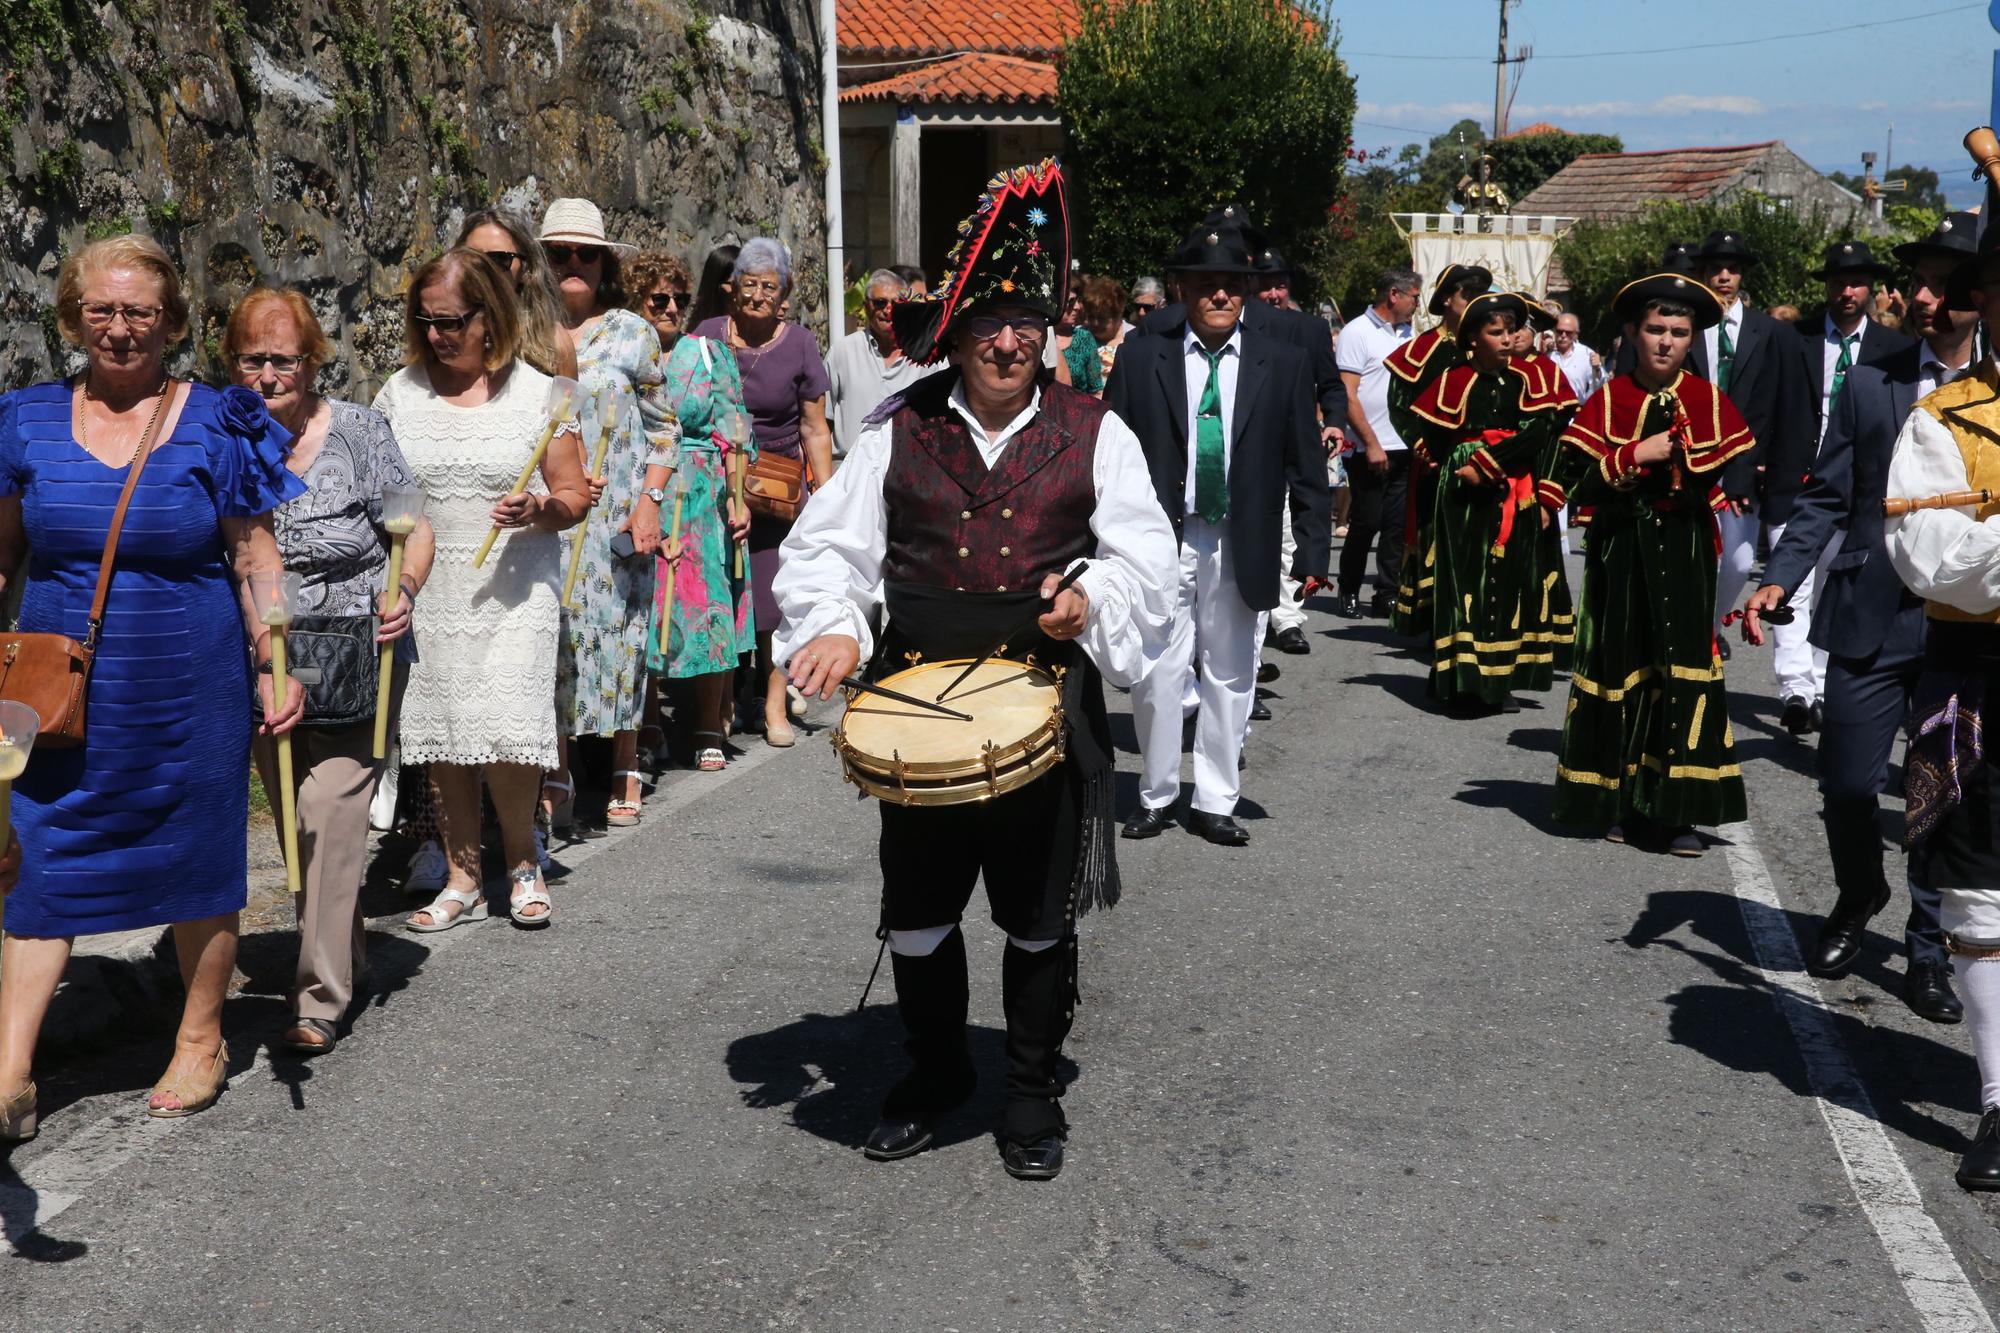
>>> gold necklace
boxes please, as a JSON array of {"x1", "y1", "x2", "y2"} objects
[{"x1": 79, "y1": 376, "x2": 168, "y2": 466}]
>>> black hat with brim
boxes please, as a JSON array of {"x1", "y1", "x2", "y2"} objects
[
  {"x1": 1661, "y1": 241, "x2": 1700, "y2": 276},
  {"x1": 1457, "y1": 291, "x2": 1531, "y2": 340},
  {"x1": 1695, "y1": 229, "x2": 1759, "y2": 268},
  {"x1": 1252, "y1": 245, "x2": 1290, "y2": 277},
  {"x1": 1523, "y1": 298, "x2": 1559, "y2": 333},
  {"x1": 1810, "y1": 239, "x2": 1895, "y2": 281},
  {"x1": 1167, "y1": 224, "x2": 1257, "y2": 275},
  {"x1": 1203, "y1": 202, "x2": 1271, "y2": 254},
  {"x1": 1612, "y1": 272, "x2": 1725, "y2": 330},
  {"x1": 1427, "y1": 263, "x2": 1493, "y2": 316},
  {"x1": 1895, "y1": 210, "x2": 1979, "y2": 268}
]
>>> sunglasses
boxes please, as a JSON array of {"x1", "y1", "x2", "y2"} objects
[
  {"x1": 866, "y1": 297, "x2": 896, "y2": 311},
  {"x1": 646, "y1": 292, "x2": 691, "y2": 313},
  {"x1": 478, "y1": 249, "x2": 523, "y2": 269},
  {"x1": 1125, "y1": 300, "x2": 1159, "y2": 317},
  {"x1": 413, "y1": 307, "x2": 483, "y2": 335},
  {"x1": 544, "y1": 243, "x2": 605, "y2": 265},
  {"x1": 964, "y1": 314, "x2": 1049, "y2": 344}
]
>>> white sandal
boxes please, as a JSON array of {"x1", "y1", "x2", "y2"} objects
[
  {"x1": 509, "y1": 866, "x2": 553, "y2": 929},
  {"x1": 406, "y1": 886, "x2": 488, "y2": 933},
  {"x1": 607, "y1": 770, "x2": 643, "y2": 826}
]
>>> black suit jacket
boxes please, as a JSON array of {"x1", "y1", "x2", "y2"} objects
[
  {"x1": 1106, "y1": 320, "x2": 1331, "y2": 610},
  {"x1": 1761, "y1": 343, "x2": 1927, "y2": 660},
  {"x1": 1683, "y1": 305, "x2": 1814, "y2": 517},
  {"x1": 1138, "y1": 300, "x2": 1346, "y2": 431},
  {"x1": 1768, "y1": 316, "x2": 1912, "y2": 525}
]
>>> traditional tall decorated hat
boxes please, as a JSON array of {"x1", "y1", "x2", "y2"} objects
[
  {"x1": 1810, "y1": 239, "x2": 1894, "y2": 281},
  {"x1": 1612, "y1": 272, "x2": 1725, "y2": 329},
  {"x1": 1427, "y1": 263, "x2": 1493, "y2": 316},
  {"x1": 889, "y1": 158, "x2": 1070, "y2": 366}
]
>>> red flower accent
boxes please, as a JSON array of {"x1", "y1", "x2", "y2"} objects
[{"x1": 1027, "y1": 240, "x2": 1043, "y2": 257}]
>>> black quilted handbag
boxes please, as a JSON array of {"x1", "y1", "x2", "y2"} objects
[{"x1": 284, "y1": 614, "x2": 380, "y2": 728}]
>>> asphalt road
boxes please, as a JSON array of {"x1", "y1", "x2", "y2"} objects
[{"x1": 4, "y1": 557, "x2": 2000, "y2": 1330}]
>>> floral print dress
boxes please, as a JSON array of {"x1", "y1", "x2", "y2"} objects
[
  {"x1": 557, "y1": 309, "x2": 680, "y2": 736},
  {"x1": 647, "y1": 334, "x2": 757, "y2": 677}
]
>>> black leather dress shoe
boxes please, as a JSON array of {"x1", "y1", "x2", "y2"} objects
[
  {"x1": 1336, "y1": 592, "x2": 1361, "y2": 619},
  {"x1": 1810, "y1": 698, "x2": 1825, "y2": 732},
  {"x1": 863, "y1": 1116, "x2": 935, "y2": 1161},
  {"x1": 1367, "y1": 591, "x2": 1394, "y2": 617},
  {"x1": 1257, "y1": 661, "x2": 1280, "y2": 683},
  {"x1": 1781, "y1": 695, "x2": 1812, "y2": 736},
  {"x1": 1248, "y1": 699, "x2": 1272, "y2": 721},
  {"x1": 1274, "y1": 626, "x2": 1311, "y2": 655},
  {"x1": 1187, "y1": 810, "x2": 1250, "y2": 846},
  {"x1": 1122, "y1": 805, "x2": 1174, "y2": 839},
  {"x1": 1806, "y1": 886, "x2": 1892, "y2": 978},
  {"x1": 1906, "y1": 958, "x2": 1965, "y2": 1024},
  {"x1": 1001, "y1": 1134, "x2": 1066, "y2": 1180},
  {"x1": 1960, "y1": 1108, "x2": 2000, "y2": 1191}
]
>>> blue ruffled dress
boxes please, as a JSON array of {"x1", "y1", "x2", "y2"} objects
[{"x1": 0, "y1": 381, "x2": 305, "y2": 937}]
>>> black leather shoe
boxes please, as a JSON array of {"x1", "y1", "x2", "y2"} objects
[
  {"x1": 863, "y1": 1117, "x2": 935, "y2": 1161},
  {"x1": 1806, "y1": 886, "x2": 1892, "y2": 978},
  {"x1": 1906, "y1": 959, "x2": 1965, "y2": 1024},
  {"x1": 1248, "y1": 699, "x2": 1272, "y2": 721},
  {"x1": 1256, "y1": 661, "x2": 1280, "y2": 683},
  {"x1": 1187, "y1": 810, "x2": 1249, "y2": 846},
  {"x1": 1667, "y1": 827, "x2": 1705, "y2": 858},
  {"x1": 1959, "y1": 1108, "x2": 2000, "y2": 1191},
  {"x1": 1810, "y1": 699, "x2": 1826, "y2": 732},
  {"x1": 1274, "y1": 626, "x2": 1310, "y2": 655},
  {"x1": 1001, "y1": 1134, "x2": 1066, "y2": 1181},
  {"x1": 1367, "y1": 592, "x2": 1394, "y2": 617},
  {"x1": 1336, "y1": 592, "x2": 1361, "y2": 619},
  {"x1": 1122, "y1": 805, "x2": 1174, "y2": 839},
  {"x1": 1781, "y1": 695, "x2": 1812, "y2": 736}
]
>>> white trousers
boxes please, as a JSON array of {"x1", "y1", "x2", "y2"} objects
[
  {"x1": 1767, "y1": 520, "x2": 1835, "y2": 702},
  {"x1": 1713, "y1": 507, "x2": 1758, "y2": 629},
  {"x1": 1270, "y1": 496, "x2": 1305, "y2": 632},
  {"x1": 1132, "y1": 516, "x2": 1258, "y2": 815}
]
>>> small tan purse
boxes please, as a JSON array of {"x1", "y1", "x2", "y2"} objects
[{"x1": 0, "y1": 379, "x2": 179, "y2": 748}]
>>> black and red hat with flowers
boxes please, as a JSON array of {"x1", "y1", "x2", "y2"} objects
[{"x1": 890, "y1": 157, "x2": 1070, "y2": 366}]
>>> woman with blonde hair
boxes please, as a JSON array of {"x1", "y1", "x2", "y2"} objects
[
  {"x1": 0, "y1": 235, "x2": 306, "y2": 1135},
  {"x1": 456, "y1": 208, "x2": 578, "y2": 380},
  {"x1": 373, "y1": 249, "x2": 590, "y2": 932}
]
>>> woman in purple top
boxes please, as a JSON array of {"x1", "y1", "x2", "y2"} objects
[{"x1": 692, "y1": 237, "x2": 832, "y2": 746}]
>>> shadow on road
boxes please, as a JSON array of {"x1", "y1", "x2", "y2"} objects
[
  {"x1": 1341, "y1": 671, "x2": 1434, "y2": 713},
  {"x1": 1452, "y1": 777, "x2": 1574, "y2": 835},
  {"x1": 1323, "y1": 622, "x2": 1425, "y2": 659},
  {"x1": 1727, "y1": 695, "x2": 1820, "y2": 781}
]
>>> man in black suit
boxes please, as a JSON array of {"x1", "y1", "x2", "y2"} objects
[
  {"x1": 1743, "y1": 213, "x2": 1978, "y2": 1022},
  {"x1": 1761, "y1": 242, "x2": 1914, "y2": 735},
  {"x1": 1251, "y1": 242, "x2": 1327, "y2": 657},
  {"x1": 1691, "y1": 230, "x2": 1815, "y2": 655},
  {"x1": 1112, "y1": 223, "x2": 1330, "y2": 847}
]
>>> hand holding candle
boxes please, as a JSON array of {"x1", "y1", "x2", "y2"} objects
[
  {"x1": 0, "y1": 701, "x2": 41, "y2": 863},
  {"x1": 564, "y1": 388, "x2": 618, "y2": 609},
  {"x1": 251, "y1": 570, "x2": 306, "y2": 895},
  {"x1": 474, "y1": 376, "x2": 581, "y2": 569},
  {"x1": 721, "y1": 407, "x2": 751, "y2": 578},
  {"x1": 373, "y1": 483, "x2": 426, "y2": 760}
]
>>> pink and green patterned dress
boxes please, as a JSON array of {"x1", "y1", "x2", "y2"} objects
[{"x1": 647, "y1": 334, "x2": 757, "y2": 678}]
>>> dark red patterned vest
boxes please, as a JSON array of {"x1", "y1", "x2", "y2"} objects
[{"x1": 883, "y1": 373, "x2": 1103, "y2": 593}]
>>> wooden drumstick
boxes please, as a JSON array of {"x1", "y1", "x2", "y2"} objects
[{"x1": 1883, "y1": 489, "x2": 1992, "y2": 517}]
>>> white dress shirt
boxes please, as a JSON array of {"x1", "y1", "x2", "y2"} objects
[
  {"x1": 824, "y1": 328, "x2": 941, "y2": 459},
  {"x1": 1702, "y1": 297, "x2": 1747, "y2": 382},
  {"x1": 1885, "y1": 374, "x2": 2000, "y2": 615},
  {"x1": 771, "y1": 381, "x2": 1179, "y2": 688},
  {"x1": 1181, "y1": 324, "x2": 1243, "y2": 514},
  {"x1": 1818, "y1": 314, "x2": 1869, "y2": 441},
  {"x1": 1550, "y1": 342, "x2": 1601, "y2": 401},
  {"x1": 1917, "y1": 338, "x2": 1973, "y2": 400},
  {"x1": 1335, "y1": 305, "x2": 1412, "y2": 451}
]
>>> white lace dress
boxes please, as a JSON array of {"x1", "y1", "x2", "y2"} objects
[{"x1": 373, "y1": 362, "x2": 563, "y2": 768}]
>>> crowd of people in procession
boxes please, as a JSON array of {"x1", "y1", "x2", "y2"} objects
[{"x1": 6, "y1": 153, "x2": 2000, "y2": 1190}]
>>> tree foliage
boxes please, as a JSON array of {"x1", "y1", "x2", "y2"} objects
[
  {"x1": 1490, "y1": 130, "x2": 1623, "y2": 201},
  {"x1": 1057, "y1": 0, "x2": 1355, "y2": 302}
]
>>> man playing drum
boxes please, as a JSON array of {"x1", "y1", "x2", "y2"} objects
[{"x1": 773, "y1": 160, "x2": 1177, "y2": 1180}]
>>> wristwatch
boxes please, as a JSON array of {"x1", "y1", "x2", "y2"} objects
[{"x1": 643, "y1": 486, "x2": 668, "y2": 504}]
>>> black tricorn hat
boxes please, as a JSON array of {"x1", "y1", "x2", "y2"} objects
[
  {"x1": 1810, "y1": 239, "x2": 1895, "y2": 281},
  {"x1": 1167, "y1": 222, "x2": 1256, "y2": 274},
  {"x1": 1612, "y1": 272, "x2": 1726, "y2": 330},
  {"x1": 1252, "y1": 245, "x2": 1290, "y2": 277},
  {"x1": 1661, "y1": 241, "x2": 1700, "y2": 276},
  {"x1": 1523, "y1": 297, "x2": 1559, "y2": 333},
  {"x1": 1427, "y1": 263, "x2": 1493, "y2": 316},
  {"x1": 1895, "y1": 210, "x2": 1979, "y2": 267},
  {"x1": 1457, "y1": 290, "x2": 1531, "y2": 340},
  {"x1": 1695, "y1": 229, "x2": 1759, "y2": 268}
]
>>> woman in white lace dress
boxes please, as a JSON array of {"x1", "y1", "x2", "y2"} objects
[{"x1": 373, "y1": 250, "x2": 590, "y2": 930}]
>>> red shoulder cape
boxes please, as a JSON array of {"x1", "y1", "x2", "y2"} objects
[
  {"x1": 1514, "y1": 353, "x2": 1579, "y2": 414},
  {"x1": 1384, "y1": 327, "x2": 1449, "y2": 384},
  {"x1": 1560, "y1": 371, "x2": 1752, "y2": 473}
]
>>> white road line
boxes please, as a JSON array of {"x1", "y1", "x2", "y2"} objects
[
  {"x1": 0, "y1": 737, "x2": 793, "y2": 1247},
  {"x1": 1718, "y1": 820, "x2": 1996, "y2": 1333}
]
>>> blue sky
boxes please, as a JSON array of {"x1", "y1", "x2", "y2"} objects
[{"x1": 1336, "y1": 0, "x2": 1989, "y2": 205}]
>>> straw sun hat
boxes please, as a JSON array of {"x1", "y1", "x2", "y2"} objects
[{"x1": 536, "y1": 198, "x2": 637, "y2": 256}]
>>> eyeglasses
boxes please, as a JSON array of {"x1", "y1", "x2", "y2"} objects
[
  {"x1": 235, "y1": 354, "x2": 304, "y2": 375},
  {"x1": 645, "y1": 292, "x2": 691, "y2": 313},
  {"x1": 80, "y1": 302, "x2": 163, "y2": 331},
  {"x1": 737, "y1": 277, "x2": 784, "y2": 296},
  {"x1": 413, "y1": 307, "x2": 484, "y2": 335},
  {"x1": 964, "y1": 314, "x2": 1049, "y2": 344},
  {"x1": 543, "y1": 244, "x2": 604, "y2": 265},
  {"x1": 478, "y1": 249, "x2": 523, "y2": 270},
  {"x1": 865, "y1": 297, "x2": 896, "y2": 311},
  {"x1": 1125, "y1": 301, "x2": 1159, "y2": 317}
]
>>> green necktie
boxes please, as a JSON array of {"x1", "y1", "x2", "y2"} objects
[
  {"x1": 1716, "y1": 319, "x2": 1735, "y2": 393},
  {"x1": 1195, "y1": 347, "x2": 1228, "y2": 523},
  {"x1": 1830, "y1": 333, "x2": 1856, "y2": 407}
]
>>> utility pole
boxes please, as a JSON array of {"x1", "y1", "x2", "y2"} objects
[{"x1": 1493, "y1": 0, "x2": 1512, "y2": 141}]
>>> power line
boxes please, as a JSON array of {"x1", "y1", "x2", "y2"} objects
[{"x1": 1342, "y1": 2, "x2": 1979, "y2": 62}]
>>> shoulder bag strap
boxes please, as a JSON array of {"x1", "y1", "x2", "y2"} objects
[{"x1": 83, "y1": 378, "x2": 179, "y2": 657}]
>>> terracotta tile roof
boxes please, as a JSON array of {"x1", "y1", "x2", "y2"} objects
[
  {"x1": 1516, "y1": 142, "x2": 1781, "y2": 221},
  {"x1": 839, "y1": 0, "x2": 1079, "y2": 61},
  {"x1": 839, "y1": 51, "x2": 1059, "y2": 106},
  {"x1": 1505, "y1": 121, "x2": 1569, "y2": 138}
]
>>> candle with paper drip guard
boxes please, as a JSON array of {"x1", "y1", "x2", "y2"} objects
[
  {"x1": 721, "y1": 406, "x2": 751, "y2": 579},
  {"x1": 372, "y1": 483, "x2": 426, "y2": 759},
  {"x1": 251, "y1": 570, "x2": 306, "y2": 894},
  {"x1": 0, "y1": 701, "x2": 41, "y2": 857},
  {"x1": 563, "y1": 388, "x2": 618, "y2": 609},
  {"x1": 473, "y1": 376, "x2": 582, "y2": 569}
]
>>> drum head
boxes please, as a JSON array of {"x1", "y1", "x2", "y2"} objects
[{"x1": 839, "y1": 659, "x2": 1060, "y2": 772}]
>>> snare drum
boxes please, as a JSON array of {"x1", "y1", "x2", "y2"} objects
[{"x1": 831, "y1": 658, "x2": 1066, "y2": 806}]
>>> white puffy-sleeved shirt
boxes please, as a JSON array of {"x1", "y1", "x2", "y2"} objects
[
  {"x1": 772, "y1": 381, "x2": 1179, "y2": 688},
  {"x1": 1884, "y1": 393, "x2": 2000, "y2": 617}
]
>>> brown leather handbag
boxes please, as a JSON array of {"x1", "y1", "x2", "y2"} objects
[
  {"x1": 0, "y1": 379, "x2": 178, "y2": 748},
  {"x1": 744, "y1": 449, "x2": 810, "y2": 523}
]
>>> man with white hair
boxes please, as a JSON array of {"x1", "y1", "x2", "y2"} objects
[
  {"x1": 1548, "y1": 311, "x2": 1603, "y2": 402},
  {"x1": 825, "y1": 267, "x2": 942, "y2": 460}
]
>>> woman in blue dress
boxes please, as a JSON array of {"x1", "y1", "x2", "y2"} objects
[{"x1": 0, "y1": 236, "x2": 306, "y2": 1141}]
